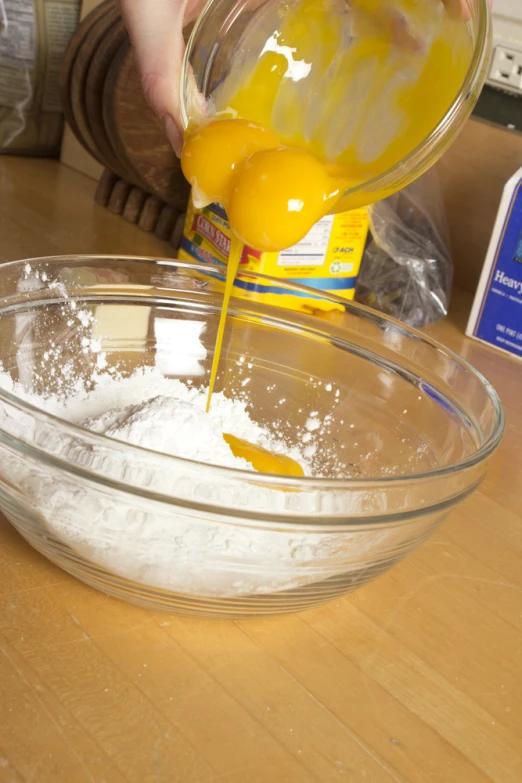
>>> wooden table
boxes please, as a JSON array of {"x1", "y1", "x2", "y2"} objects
[{"x1": 0, "y1": 157, "x2": 521, "y2": 783}]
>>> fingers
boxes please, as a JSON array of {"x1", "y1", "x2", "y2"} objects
[{"x1": 118, "y1": 0, "x2": 202, "y2": 154}]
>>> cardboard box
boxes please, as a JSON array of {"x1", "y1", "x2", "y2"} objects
[
  {"x1": 466, "y1": 166, "x2": 522, "y2": 359},
  {"x1": 178, "y1": 199, "x2": 370, "y2": 313}
]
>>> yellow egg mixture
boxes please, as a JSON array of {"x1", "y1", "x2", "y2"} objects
[{"x1": 180, "y1": 0, "x2": 472, "y2": 476}]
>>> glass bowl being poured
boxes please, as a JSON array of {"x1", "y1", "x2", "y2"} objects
[
  {"x1": 181, "y1": 0, "x2": 492, "y2": 212},
  {"x1": 0, "y1": 256, "x2": 504, "y2": 617}
]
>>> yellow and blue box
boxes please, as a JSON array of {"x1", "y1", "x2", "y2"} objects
[{"x1": 178, "y1": 198, "x2": 370, "y2": 313}]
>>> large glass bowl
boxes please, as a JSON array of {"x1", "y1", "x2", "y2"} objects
[
  {"x1": 181, "y1": 0, "x2": 492, "y2": 211},
  {"x1": 0, "y1": 256, "x2": 503, "y2": 617}
]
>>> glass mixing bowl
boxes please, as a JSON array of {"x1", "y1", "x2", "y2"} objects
[
  {"x1": 0, "y1": 256, "x2": 503, "y2": 617},
  {"x1": 181, "y1": 0, "x2": 492, "y2": 211}
]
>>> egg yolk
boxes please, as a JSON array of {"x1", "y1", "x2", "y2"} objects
[
  {"x1": 181, "y1": 121, "x2": 337, "y2": 479},
  {"x1": 181, "y1": 119, "x2": 281, "y2": 208},
  {"x1": 223, "y1": 433, "x2": 304, "y2": 477},
  {"x1": 181, "y1": 120, "x2": 343, "y2": 251},
  {"x1": 228, "y1": 147, "x2": 342, "y2": 251}
]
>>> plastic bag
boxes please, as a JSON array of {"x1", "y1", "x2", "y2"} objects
[
  {"x1": 356, "y1": 169, "x2": 452, "y2": 328},
  {"x1": 0, "y1": 0, "x2": 80, "y2": 156}
]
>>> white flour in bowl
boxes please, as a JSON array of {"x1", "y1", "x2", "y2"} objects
[
  {"x1": 85, "y1": 393, "x2": 260, "y2": 471},
  {"x1": 0, "y1": 265, "x2": 419, "y2": 600},
  {"x1": 0, "y1": 365, "x2": 386, "y2": 598},
  {"x1": 0, "y1": 364, "x2": 401, "y2": 599}
]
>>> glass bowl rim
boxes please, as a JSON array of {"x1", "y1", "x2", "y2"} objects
[
  {"x1": 0, "y1": 254, "x2": 505, "y2": 495},
  {"x1": 180, "y1": 0, "x2": 492, "y2": 201}
]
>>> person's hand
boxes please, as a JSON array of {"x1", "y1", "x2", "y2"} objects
[
  {"x1": 119, "y1": 0, "x2": 491, "y2": 157},
  {"x1": 118, "y1": 0, "x2": 206, "y2": 155}
]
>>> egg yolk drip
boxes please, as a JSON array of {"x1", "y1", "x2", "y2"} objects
[
  {"x1": 224, "y1": 433, "x2": 304, "y2": 476},
  {"x1": 181, "y1": 121, "x2": 323, "y2": 476}
]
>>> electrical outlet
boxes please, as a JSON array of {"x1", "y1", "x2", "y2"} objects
[{"x1": 489, "y1": 46, "x2": 522, "y2": 94}]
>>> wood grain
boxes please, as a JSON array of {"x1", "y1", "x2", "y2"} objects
[
  {"x1": 122, "y1": 186, "x2": 148, "y2": 223},
  {"x1": 59, "y1": 0, "x2": 110, "y2": 181},
  {"x1": 138, "y1": 195, "x2": 164, "y2": 233},
  {"x1": 0, "y1": 157, "x2": 171, "y2": 259},
  {"x1": 68, "y1": 4, "x2": 121, "y2": 166},
  {"x1": 171, "y1": 211, "x2": 186, "y2": 249},
  {"x1": 84, "y1": 17, "x2": 132, "y2": 181},
  {"x1": 59, "y1": 0, "x2": 114, "y2": 145},
  {"x1": 0, "y1": 156, "x2": 520, "y2": 783},
  {"x1": 107, "y1": 179, "x2": 132, "y2": 214},
  {"x1": 154, "y1": 203, "x2": 181, "y2": 241},
  {"x1": 94, "y1": 167, "x2": 118, "y2": 206},
  {"x1": 102, "y1": 39, "x2": 190, "y2": 210}
]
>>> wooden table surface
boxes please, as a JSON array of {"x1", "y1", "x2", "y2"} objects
[{"x1": 0, "y1": 157, "x2": 521, "y2": 783}]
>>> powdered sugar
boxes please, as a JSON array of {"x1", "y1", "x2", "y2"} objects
[
  {"x1": 0, "y1": 266, "x2": 416, "y2": 600},
  {"x1": 0, "y1": 360, "x2": 408, "y2": 599},
  {"x1": 2, "y1": 365, "x2": 372, "y2": 598},
  {"x1": 0, "y1": 360, "x2": 308, "y2": 474},
  {"x1": 84, "y1": 395, "x2": 253, "y2": 470}
]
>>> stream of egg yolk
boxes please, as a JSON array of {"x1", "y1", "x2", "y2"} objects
[
  {"x1": 204, "y1": 232, "x2": 305, "y2": 477},
  {"x1": 181, "y1": 121, "x2": 336, "y2": 476}
]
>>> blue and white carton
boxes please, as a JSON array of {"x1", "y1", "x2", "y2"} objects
[{"x1": 467, "y1": 167, "x2": 522, "y2": 360}]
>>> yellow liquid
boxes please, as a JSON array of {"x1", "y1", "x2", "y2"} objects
[
  {"x1": 224, "y1": 433, "x2": 305, "y2": 477},
  {"x1": 205, "y1": 235, "x2": 304, "y2": 477},
  {"x1": 212, "y1": 0, "x2": 472, "y2": 210},
  {"x1": 182, "y1": 1, "x2": 472, "y2": 248},
  {"x1": 205, "y1": 235, "x2": 242, "y2": 413},
  {"x1": 183, "y1": 0, "x2": 472, "y2": 474}
]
